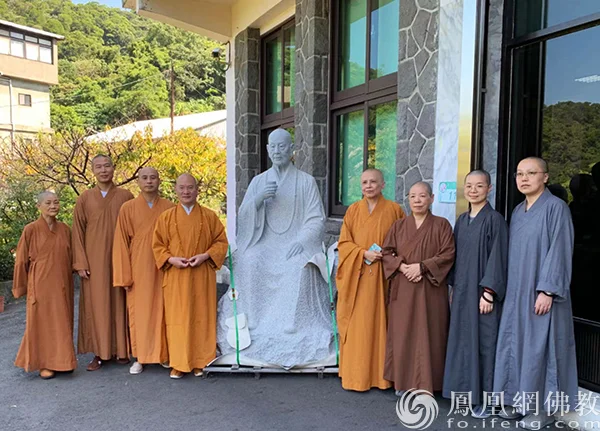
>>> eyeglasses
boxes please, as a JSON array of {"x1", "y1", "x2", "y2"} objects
[{"x1": 513, "y1": 171, "x2": 547, "y2": 179}]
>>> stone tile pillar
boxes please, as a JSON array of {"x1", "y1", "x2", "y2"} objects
[
  {"x1": 396, "y1": 0, "x2": 440, "y2": 208},
  {"x1": 295, "y1": 0, "x2": 329, "y2": 205},
  {"x1": 234, "y1": 28, "x2": 261, "y2": 211}
]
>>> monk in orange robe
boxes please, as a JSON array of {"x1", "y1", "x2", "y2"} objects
[
  {"x1": 382, "y1": 181, "x2": 455, "y2": 396},
  {"x1": 13, "y1": 191, "x2": 77, "y2": 380},
  {"x1": 152, "y1": 173, "x2": 228, "y2": 379},
  {"x1": 113, "y1": 167, "x2": 174, "y2": 375},
  {"x1": 336, "y1": 169, "x2": 405, "y2": 391},
  {"x1": 72, "y1": 154, "x2": 134, "y2": 371}
]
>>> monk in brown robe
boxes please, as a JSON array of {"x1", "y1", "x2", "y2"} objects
[
  {"x1": 382, "y1": 181, "x2": 455, "y2": 396},
  {"x1": 13, "y1": 191, "x2": 77, "y2": 380},
  {"x1": 336, "y1": 169, "x2": 405, "y2": 391},
  {"x1": 113, "y1": 167, "x2": 175, "y2": 375},
  {"x1": 152, "y1": 173, "x2": 228, "y2": 379},
  {"x1": 72, "y1": 154, "x2": 134, "y2": 371}
]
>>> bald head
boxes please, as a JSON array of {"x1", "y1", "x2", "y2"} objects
[
  {"x1": 268, "y1": 128, "x2": 293, "y2": 147},
  {"x1": 410, "y1": 181, "x2": 433, "y2": 196},
  {"x1": 176, "y1": 173, "x2": 197, "y2": 187},
  {"x1": 37, "y1": 190, "x2": 58, "y2": 204},
  {"x1": 520, "y1": 157, "x2": 548, "y2": 174},
  {"x1": 363, "y1": 168, "x2": 384, "y2": 182},
  {"x1": 465, "y1": 169, "x2": 491, "y2": 185},
  {"x1": 139, "y1": 167, "x2": 159, "y2": 177},
  {"x1": 175, "y1": 173, "x2": 199, "y2": 206},
  {"x1": 138, "y1": 167, "x2": 160, "y2": 194}
]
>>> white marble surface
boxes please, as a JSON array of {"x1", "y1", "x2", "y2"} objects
[{"x1": 433, "y1": 0, "x2": 463, "y2": 223}]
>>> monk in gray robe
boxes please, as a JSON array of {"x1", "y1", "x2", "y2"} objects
[
  {"x1": 217, "y1": 129, "x2": 333, "y2": 368},
  {"x1": 494, "y1": 157, "x2": 577, "y2": 430},
  {"x1": 442, "y1": 170, "x2": 508, "y2": 417},
  {"x1": 382, "y1": 181, "x2": 455, "y2": 396}
]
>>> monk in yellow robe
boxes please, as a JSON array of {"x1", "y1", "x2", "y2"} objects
[
  {"x1": 153, "y1": 173, "x2": 228, "y2": 379},
  {"x1": 113, "y1": 167, "x2": 175, "y2": 374},
  {"x1": 336, "y1": 169, "x2": 405, "y2": 391},
  {"x1": 13, "y1": 191, "x2": 77, "y2": 380},
  {"x1": 72, "y1": 155, "x2": 134, "y2": 371}
]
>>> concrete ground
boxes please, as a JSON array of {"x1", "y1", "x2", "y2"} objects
[{"x1": 0, "y1": 295, "x2": 573, "y2": 431}]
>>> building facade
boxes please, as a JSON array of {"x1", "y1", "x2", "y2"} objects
[
  {"x1": 0, "y1": 19, "x2": 63, "y2": 143},
  {"x1": 125, "y1": 0, "x2": 600, "y2": 397}
]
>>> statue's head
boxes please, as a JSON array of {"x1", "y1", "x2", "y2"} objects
[{"x1": 267, "y1": 128, "x2": 293, "y2": 168}]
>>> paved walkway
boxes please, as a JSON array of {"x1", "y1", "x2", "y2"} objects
[{"x1": 0, "y1": 295, "x2": 570, "y2": 431}]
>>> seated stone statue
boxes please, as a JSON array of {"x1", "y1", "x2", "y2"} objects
[{"x1": 216, "y1": 129, "x2": 335, "y2": 369}]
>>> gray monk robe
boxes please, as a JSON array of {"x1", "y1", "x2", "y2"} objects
[
  {"x1": 443, "y1": 203, "x2": 508, "y2": 405},
  {"x1": 382, "y1": 213, "x2": 455, "y2": 393},
  {"x1": 217, "y1": 164, "x2": 333, "y2": 368},
  {"x1": 494, "y1": 189, "x2": 578, "y2": 413}
]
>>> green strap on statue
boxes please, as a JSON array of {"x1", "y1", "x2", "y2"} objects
[
  {"x1": 323, "y1": 242, "x2": 340, "y2": 365},
  {"x1": 227, "y1": 245, "x2": 241, "y2": 367}
]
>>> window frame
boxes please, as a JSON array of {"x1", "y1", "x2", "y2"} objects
[
  {"x1": 0, "y1": 25, "x2": 53, "y2": 64},
  {"x1": 329, "y1": 0, "x2": 399, "y2": 216},
  {"x1": 18, "y1": 93, "x2": 32, "y2": 107},
  {"x1": 330, "y1": 0, "x2": 399, "y2": 105},
  {"x1": 260, "y1": 18, "x2": 296, "y2": 130},
  {"x1": 260, "y1": 18, "x2": 296, "y2": 173}
]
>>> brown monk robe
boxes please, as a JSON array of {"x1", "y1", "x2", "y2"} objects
[
  {"x1": 113, "y1": 167, "x2": 175, "y2": 374},
  {"x1": 336, "y1": 169, "x2": 405, "y2": 391},
  {"x1": 13, "y1": 191, "x2": 77, "y2": 380},
  {"x1": 72, "y1": 155, "x2": 134, "y2": 371},
  {"x1": 382, "y1": 182, "x2": 455, "y2": 395},
  {"x1": 152, "y1": 174, "x2": 228, "y2": 379}
]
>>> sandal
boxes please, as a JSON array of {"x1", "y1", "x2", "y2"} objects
[{"x1": 40, "y1": 369, "x2": 55, "y2": 380}]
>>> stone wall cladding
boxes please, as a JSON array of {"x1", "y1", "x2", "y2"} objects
[
  {"x1": 482, "y1": 0, "x2": 503, "y2": 207},
  {"x1": 295, "y1": 0, "x2": 329, "y2": 205},
  {"x1": 234, "y1": 28, "x2": 261, "y2": 211},
  {"x1": 396, "y1": 0, "x2": 440, "y2": 209}
]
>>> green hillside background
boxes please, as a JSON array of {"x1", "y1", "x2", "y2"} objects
[{"x1": 0, "y1": 0, "x2": 225, "y2": 131}]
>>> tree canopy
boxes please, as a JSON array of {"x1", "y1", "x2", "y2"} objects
[{"x1": 0, "y1": 0, "x2": 226, "y2": 131}]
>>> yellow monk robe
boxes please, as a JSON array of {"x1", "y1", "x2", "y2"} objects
[
  {"x1": 13, "y1": 218, "x2": 77, "y2": 372},
  {"x1": 152, "y1": 204, "x2": 228, "y2": 372},
  {"x1": 72, "y1": 185, "x2": 134, "y2": 360},
  {"x1": 336, "y1": 197, "x2": 405, "y2": 391},
  {"x1": 112, "y1": 195, "x2": 175, "y2": 364}
]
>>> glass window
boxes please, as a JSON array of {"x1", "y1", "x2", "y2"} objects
[
  {"x1": 509, "y1": 25, "x2": 600, "y2": 322},
  {"x1": 283, "y1": 26, "x2": 295, "y2": 109},
  {"x1": 261, "y1": 20, "x2": 296, "y2": 172},
  {"x1": 370, "y1": 0, "x2": 399, "y2": 80},
  {"x1": 515, "y1": 0, "x2": 600, "y2": 37},
  {"x1": 338, "y1": 110, "x2": 365, "y2": 205},
  {"x1": 0, "y1": 29, "x2": 8, "y2": 37},
  {"x1": 39, "y1": 38, "x2": 51, "y2": 46},
  {"x1": 0, "y1": 36, "x2": 8, "y2": 55},
  {"x1": 265, "y1": 37, "x2": 282, "y2": 115},
  {"x1": 263, "y1": 22, "x2": 295, "y2": 118},
  {"x1": 337, "y1": 101, "x2": 398, "y2": 206},
  {"x1": 367, "y1": 101, "x2": 397, "y2": 200},
  {"x1": 18, "y1": 94, "x2": 32, "y2": 106},
  {"x1": 10, "y1": 32, "x2": 23, "y2": 40},
  {"x1": 40, "y1": 46, "x2": 52, "y2": 63},
  {"x1": 10, "y1": 39, "x2": 24, "y2": 57},
  {"x1": 25, "y1": 42, "x2": 38, "y2": 60},
  {"x1": 25, "y1": 35, "x2": 37, "y2": 43},
  {"x1": 339, "y1": 0, "x2": 367, "y2": 91}
]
